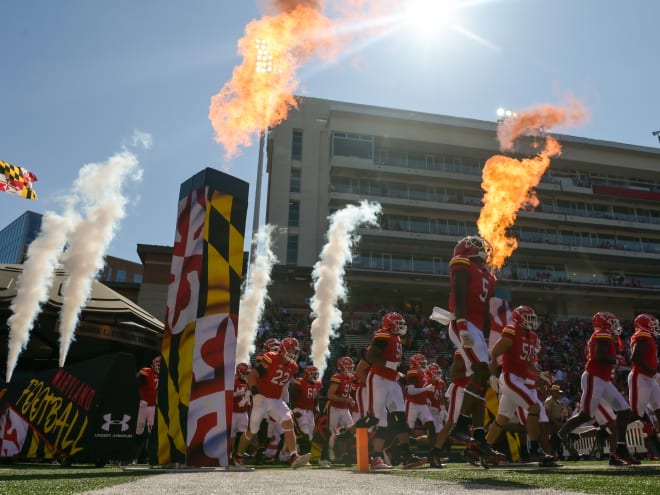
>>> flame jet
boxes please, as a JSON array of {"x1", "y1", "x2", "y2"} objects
[{"x1": 478, "y1": 99, "x2": 589, "y2": 269}]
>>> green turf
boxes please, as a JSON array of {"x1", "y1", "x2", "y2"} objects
[
  {"x1": 0, "y1": 463, "x2": 160, "y2": 495},
  {"x1": 391, "y1": 461, "x2": 660, "y2": 495},
  {"x1": 1, "y1": 460, "x2": 659, "y2": 495}
]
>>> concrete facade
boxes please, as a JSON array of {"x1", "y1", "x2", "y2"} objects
[{"x1": 264, "y1": 96, "x2": 660, "y2": 320}]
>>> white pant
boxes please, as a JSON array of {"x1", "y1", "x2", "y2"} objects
[
  {"x1": 448, "y1": 320, "x2": 489, "y2": 376},
  {"x1": 628, "y1": 372, "x2": 660, "y2": 417},
  {"x1": 136, "y1": 400, "x2": 155, "y2": 435},
  {"x1": 366, "y1": 373, "x2": 405, "y2": 427}
]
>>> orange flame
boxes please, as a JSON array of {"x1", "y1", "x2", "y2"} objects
[
  {"x1": 478, "y1": 101, "x2": 589, "y2": 269},
  {"x1": 478, "y1": 137, "x2": 561, "y2": 269},
  {"x1": 497, "y1": 97, "x2": 588, "y2": 152},
  {"x1": 209, "y1": 4, "x2": 334, "y2": 160}
]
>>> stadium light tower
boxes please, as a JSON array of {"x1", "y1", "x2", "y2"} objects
[
  {"x1": 250, "y1": 39, "x2": 274, "y2": 266},
  {"x1": 653, "y1": 130, "x2": 660, "y2": 144},
  {"x1": 496, "y1": 107, "x2": 517, "y2": 123}
]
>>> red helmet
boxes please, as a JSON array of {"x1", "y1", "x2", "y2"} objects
[
  {"x1": 263, "y1": 338, "x2": 280, "y2": 353},
  {"x1": 152, "y1": 356, "x2": 162, "y2": 373},
  {"x1": 304, "y1": 365, "x2": 320, "y2": 382},
  {"x1": 453, "y1": 235, "x2": 491, "y2": 261},
  {"x1": 592, "y1": 311, "x2": 622, "y2": 336},
  {"x1": 511, "y1": 305, "x2": 538, "y2": 331},
  {"x1": 236, "y1": 362, "x2": 251, "y2": 380},
  {"x1": 634, "y1": 313, "x2": 660, "y2": 337},
  {"x1": 337, "y1": 356, "x2": 355, "y2": 375},
  {"x1": 280, "y1": 337, "x2": 300, "y2": 361},
  {"x1": 409, "y1": 353, "x2": 428, "y2": 371},
  {"x1": 427, "y1": 362, "x2": 442, "y2": 380},
  {"x1": 382, "y1": 312, "x2": 407, "y2": 335}
]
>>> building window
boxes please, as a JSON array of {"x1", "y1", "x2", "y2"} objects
[
  {"x1": 288, "y1": 200, "x2": 300, "y2": 227},
  {"x1": 292, "y1": 129, "x2": 303, "y2": 160},
  {"x1": 290, "y1": 168, "x2": 301, "y2": 192},
  {"x1": 287, "y1": 235, "x2": 298, "y2": 265},
  {"x1": 133, "y1": 274, "x2": 143, "y2": 283},
  {"x1": 106, "y1": 267, "x2": 113, "y2": 281},
  {"x1": 331, "y1": 132, "x2": 374, "y2": 160},
  {"x1": 116, "y1": 270, "x2": 126, "y2": 282}
]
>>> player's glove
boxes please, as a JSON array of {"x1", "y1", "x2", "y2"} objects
[{"x1": 238, "y1": 391, "x2": 251, "y2": 408}]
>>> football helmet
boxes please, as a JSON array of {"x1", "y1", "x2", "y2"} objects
[
  {"x1": 511, "y1": 305, "x2": 538, "y2": 331},
  {"x1": 453, "y1": 235, "x2": 492, "y2": 262},
  {"x1": 152, "y1": 356, "x2": 162, "y2": 373},
  {"x1": 337, "y1": 356, "x2": 355, "y2": 375},
  {"x1": 634, "y1": 313, "x2": 660, "y2": 337},
  {"x1": 263, "y1": 338, "x2": 280, "y2": 353},
  {"x1": 409, "y1": 353, "x2": 428, "y2": 371},
  {"x1": 236, "y1": 362, "x2": 251, "y2": 380},
  {"x1": 304, "y1": 365, "x2": 320, "y2": 382},
  {"x1": 280, "y1": 337, "x2": 300, "y2": 361},
  {"x1": 427, "y1": 362, "x2": 442, "y2": 380},
  {"x1": 592, "y1": 311, "x2": 622, "y2": 336},
  {"x1": 382, "y1": 312, "x2": 407, "y2": 335}
]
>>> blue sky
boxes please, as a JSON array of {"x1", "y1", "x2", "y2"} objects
[{"x1": 2, "y1": 0, "x2": 659, "y2": 263}]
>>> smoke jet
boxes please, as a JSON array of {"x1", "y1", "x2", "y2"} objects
[{"x1": 309, "y1": 200, "x2": 381, "y2": 375}]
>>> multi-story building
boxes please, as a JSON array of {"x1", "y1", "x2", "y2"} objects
[
  {"x1": 0, "y1": 210, "x2": 144, "y2": 301},
  {"x1": 265, "y1": 96, "x2": 660, "y2": 320},
  {"x1": 0, "y1": 210, "x2": 42, "y2": 264}
]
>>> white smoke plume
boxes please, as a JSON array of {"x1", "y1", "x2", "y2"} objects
[
  {"x1": 5, "y1": 211, "x2": 78, "y2": 382},
  {"x1": 236, "y1": 224, "x2": 278, "y2": 364},
  {"x1": 58, "y1": 149, "x2": 143, "y2": 367},
  {"x1": 5, "y1": 134, "x2": 148, "y2": 380},
  {"x1": 309, "y1": 200, "x2": 381, "y2": 376}
]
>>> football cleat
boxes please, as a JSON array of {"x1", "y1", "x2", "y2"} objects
[
  {"x1": 370, "y1": 456, "x2": 393, "y2": 470},
  {"x1": 449, "y1": 426, "x2": 474, "y2": 445},
  {"x1": 289, "y1": 452, "x2": 312, "y2": 469},
  {"x1": 402, "y1": 454, "x2": 428, "y2": 469}
]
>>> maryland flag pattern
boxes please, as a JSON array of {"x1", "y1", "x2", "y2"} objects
[
  {"x1": 156, "y1": 168, "x2": 248, "y2": 467},
  {"x1": 0, "y1": 160, "x2": 38, "y2": 200}
]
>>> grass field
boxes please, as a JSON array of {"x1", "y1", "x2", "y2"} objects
[
  {"x1": 393, "y1": 461, "x2": 660, "y2": 495},
  {"x1": 0, "y1": 460, "x2": 658, "y2": 495}
]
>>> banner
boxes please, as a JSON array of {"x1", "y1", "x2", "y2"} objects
[
  {"x1": 156, "y1": 168, "x2": 248, "y2": 467},
  {"x1": 0, "y1": 353, "x2": 138, "y2": 462}
]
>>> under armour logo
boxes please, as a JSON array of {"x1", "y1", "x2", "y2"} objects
[{"x1": 101, "y1": 413, "x2": 131, "y2": 432}]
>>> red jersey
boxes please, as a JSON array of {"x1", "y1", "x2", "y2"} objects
[
  {"x1": 138, "y1": 367, "x2": 158, "y2": 405},
  {"x1": 449, "y1": 256, "x2": 496, "y2": 331},
  {"x1": 429, "y1": 378, "x2": 446, "y2": 408},
  {"x1": 233, "y1": 378, "x2": 249, "y2": 413},
  {"x1": 350, "y1": 380, "x2": 360, "y2": 414},
  {"x1": 369, "y1": 328, "x2": 403, "y2": 381},
  {"x1": 500, "y1": 324, "x2": 534, "y2": 377},
  {"x1": 291, "y1": 378, "x2": 322, "y2": 410},
  {"x1": 328, "y1": 372, "x2": 353, "y2": 409},
  {"x1": 406, "y1": 369, "x2": 430, "y2": 405},
  {"x1": 631, "y1": 330, "x2": 658, "y2": 377},
  {"x1": 525, "y1": 331, "x2": 539, "y2": 386},
  {"x1": 258, "y1": 351, "x2": 298, "y2": 399},
  {"x1": 585, "y1": 330, "x2": 616, "y2": 381}
]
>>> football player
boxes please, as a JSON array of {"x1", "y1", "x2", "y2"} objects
[
  {"x1": 232, "y1": 363, "x2": 252, "y2": 457},
  {"x1": 628, "y1": 313, "x2": 660, "y2": 426},
  {"x1": 234, "y1": 337, "x2": 311, "y2": 469},
  {"x1": 558, "y1": 311, "x2": 640, "y2": 465},
  {"x1": 447, "y1": 236, "x2": 505, "y2": 461},
  {"x1": 364, "y1": 312, "x2": 427, "y2": 470},
  {"x1": 289, "y1": 365, "x2": 322, "y2": 455},
  {"x1": 486, "y1": 305, "x2": 552, "y2": 464}
]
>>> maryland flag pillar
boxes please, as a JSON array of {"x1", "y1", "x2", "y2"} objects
[{"x1": 156, "y1": 168, "x2": 248, "y2": 467}]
